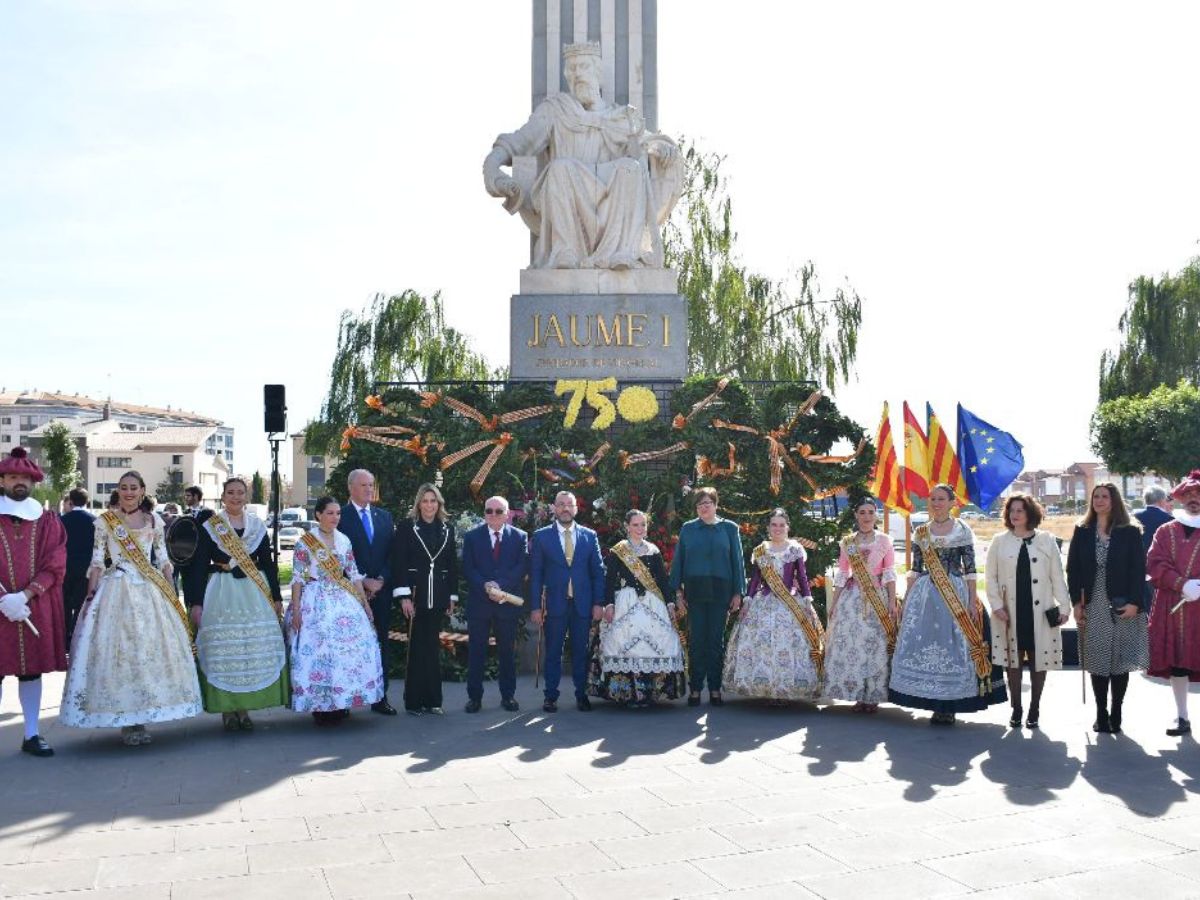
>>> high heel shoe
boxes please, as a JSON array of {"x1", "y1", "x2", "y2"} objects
[
  {"x1": 1093, "y1": 709, "x2": 1111, "y2": 733},
  {"x1": 1025, "y1": 707, "x2": 1039, "y2": 729},
  {"x1": 1009, "y1": 706, "x2": 1023, "y2": 729}
]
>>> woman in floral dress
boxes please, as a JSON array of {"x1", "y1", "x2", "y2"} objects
[
  {"x1": 61, "y1": 471, "x2": 201, "y2": 745},
  {"x1": 824, "y1": 497, "x2": 897, "y2": 712},
  {"x1": 288, "y1": 496, "x2": 383, "y2": 725},
  {"x1": 724, "y1": 509, "x2": 822, "y2": 704}
]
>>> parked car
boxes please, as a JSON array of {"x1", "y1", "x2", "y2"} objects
[{"x1": 277, "y1": 526, "x2": 303, "y2": 550}]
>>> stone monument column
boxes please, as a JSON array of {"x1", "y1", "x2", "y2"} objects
[{"x1": 486, "y1": 1, "x2": 688, "y2": 382}]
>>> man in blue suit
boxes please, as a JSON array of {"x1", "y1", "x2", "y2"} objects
[
  {"x1": 461, "y1": 496, "x2": 528, "y2": 713},
  {"x1": 338, "y1": 468, "x2": 398, "y2": 715},
  {"x1": 530, "y1": 490, "x2": 605, "y2": 712}
]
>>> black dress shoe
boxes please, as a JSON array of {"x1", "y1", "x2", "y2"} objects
[
  {"x1": 372, "y1": 700, "x2": 399, "y2": 716},
  {"x1": 1009, "y1": 706, "x2": 1023, "y2": 729},
  {"x1": 543, "y1": 699, "x2": 558, "y2": 713},
  {"x1": 501, "y1": 698, "x2": 520, "y2": 712},
  {"x1": 687, "y1": 691, "x2": 701, "y2": 707},
  {"x1": 1168, "y1": 717, "x2": 1191, "y2": 737},
  {"x1": 709, "y1": 692, "x2": 724, "y2": 707},
  {"x1": 21, "y1": 735, "x2": 54, "y2": 757},
  {"x1": 1093, "y1": 709, "x2": 1111, "y2": 733},
  {"x1": 576, "y1": 696, "x2": 592, "y2": 712},
  {"x1": 464, "y1": 699, "x2": 482, "y2": 713}
]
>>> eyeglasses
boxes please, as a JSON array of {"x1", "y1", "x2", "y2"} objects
[{"x1": 484, "y1": 508, "x2": 505, "y2": 515}]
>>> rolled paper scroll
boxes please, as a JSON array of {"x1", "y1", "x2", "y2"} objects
[{"x1": 486, "y1": 586, "x2": 526, "y2": 607}]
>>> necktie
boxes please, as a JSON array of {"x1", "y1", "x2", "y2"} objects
[
  {"x1": 492, "y1": 530, "x2": 501, "y2": 561},
  {"x1": 564, "y1": 526, "x2": 574, "y2": 598},
  {"x1": 360, "y1": 507, "x2": 374, "y2": 543}
]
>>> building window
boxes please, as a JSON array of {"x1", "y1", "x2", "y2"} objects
[
  {"x1": 97, "y1": 456, "x2": 132, "y2": 468},
  {"x1": 172, "y1": 454, "x2": 182, "y2": 465},
  {"x1": 0, "y1": 417, "x2": 10, "y2": 424},
  {"x1": 0, "y1": 435, "x2": 9, "y2": 444}
]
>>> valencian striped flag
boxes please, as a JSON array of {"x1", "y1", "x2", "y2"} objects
[
  {"x1": 926, "y1": 403, "x2": 969, "y2": 503},
  {"x1": 870, "y1": 403, "x2": 913, "y2": 515},
  {"x1": 902, "y1": 401, "x2": 930, "y2": 499},
  {"x1": 957, "y1": 404, "x2": 1025, "y2": 509}
]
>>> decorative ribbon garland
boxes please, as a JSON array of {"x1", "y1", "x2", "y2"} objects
[
  {"x1": 100, "y1": 511, "x2": 194, "y2": 650},
  {"x1": 672, "y1": 377, "x2": 730, "y2": 429},
  {"x1": 697, "y1": 442, "x2": 738, "y2": 479},
  {"x1": 913, "y1": 524, "x2": 992, "y2": 683},
  {"x1": 842, "y1": 534, "x2": 897, "y2": 652},
  {"x1": 752, "y1": 543, "x2": 825, "y2": 677},
  {"x1": 298, "y1": 532, "x2": 362, "y2": 600},
  {"x1": 619, "y1": 441, "x2": 691, "y2": 469}
]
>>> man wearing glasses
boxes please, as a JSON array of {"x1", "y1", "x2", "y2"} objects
[{"x1": 461, "y1": 497, "x2": 529, "y2": 712}]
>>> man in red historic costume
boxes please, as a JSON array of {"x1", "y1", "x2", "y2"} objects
[
  {"x1": 1147, "y1": 468, "x2": 1200, "y2": 737},
  {"x1": 0, "y1": 447, "x2": 67, "y2": 756}
]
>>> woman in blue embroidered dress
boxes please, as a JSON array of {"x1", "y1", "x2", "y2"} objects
[
  {"x1": 889, "y1": 484, "x2": 1007, "y2": 724},
  {"x1": 288, "y1": 496, "x2": 383, "y2": 725}
]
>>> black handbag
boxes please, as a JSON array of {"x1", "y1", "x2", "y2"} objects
[
  {"x1": 1109, "y1": 595, "x2": 1133, "y2": 613},
  {"x1": 1045, "y1": 608, "x2": 1063, "y2": 628}
]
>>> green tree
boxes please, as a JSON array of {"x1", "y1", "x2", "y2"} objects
[
  {"x1": 154, "y1": 468, "x2": 186, "y2": 505},
  {"x1": 664, "y1": 143, "x2": 863, "y2": 387},
  {"x1": 251, "y1": 471, "x2": 265, "y2": 504},
  {"x1": 307, "y1": 290, "x2": 498, "y2": 455},
  {"x1": 41, "y1": 422, "x2": 79, "y2": 495},
  {"x1": 1091, "y1": 381, "x2": 1200, "y2": 480},
  {"x1": 1098, "y1": 257, "x2": 1200, "y2": 402}
]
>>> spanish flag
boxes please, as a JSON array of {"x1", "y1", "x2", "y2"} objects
[
  {"x1": 870, "y1": 403, "x2": 913, "y2": 515},
  {"x1": 926, "y1": 403, "x2": 969, "y2": 503},
  {"x1": 902, "y1": 401, "x2": 930, "y2": 499}
]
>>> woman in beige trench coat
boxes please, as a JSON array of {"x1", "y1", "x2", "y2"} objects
[{"x1": 986, "y1": 494, "x2": 1070, "y2": 730}]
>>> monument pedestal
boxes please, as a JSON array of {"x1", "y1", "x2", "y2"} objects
[{"x1": 509, "y1": 290, "x2": 688, "y2": 381}]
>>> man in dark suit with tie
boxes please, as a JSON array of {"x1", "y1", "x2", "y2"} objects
[
  {"x1": 338, "y1": 468, "x2": 398, "y2": 715},
  {"x1": 462, "y1": 496, "x2": 528, "y2": 713},
  {"x1": 530, "y1": 491, "x2": 605, "y2": 712},
  {"x1": 59, "y1": 487, "x2": 95, "y2": 648}
]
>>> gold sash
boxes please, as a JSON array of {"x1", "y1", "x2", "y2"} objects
[
  {"x1": 100, "y1": 511, "x2": 194, "y2": 645},
  {"x1": 611, "y1": 540, "x2": 688, "y2": 678},
  {"x1": 752, "y1": 543, "x2": 824, "y2": 677},
  {"x1": 205, "y1": 512, "x2": 280, "y2": 621},
  {"x1": 299, "y1": 532, "x2": 363, "y2": 600},
  {"x1": 842, "y1": 534, "x2": 898, "y2": 651},
  {"x1": 913, "y1": 524, "x2": 991, "y2": 680}
]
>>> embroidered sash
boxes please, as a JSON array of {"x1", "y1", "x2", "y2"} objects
[
  {"x1": 843, "y1": 534, "x2": 898, "y2": 652},
  {"x1": 611, "y1": 540, "x2": 688, "y2": 678},
  {"x1": 100, "y1": 511, "x2": 194, "y2": 645},
  {"x1": 299, "y1": 532, "x2": 362, "y2": 600},
  {"x1": 914, "y1": 524, "x2": 991, "y2": 680},
  {"x1": 753, "y1": 543, "x2": 824, "y2": 677},
  {"x1": 205, "y1": 512, "x2": 279, "y2": 620}
]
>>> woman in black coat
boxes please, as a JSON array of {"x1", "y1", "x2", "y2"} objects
[
  {"x1": 1067, "y1": 482, "x2": 1147, "y2": 734},
  {"x1": 390, "y1": 483, "x2": 457, "y2": 715}
]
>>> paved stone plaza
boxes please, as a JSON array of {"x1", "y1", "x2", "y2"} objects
[{"x1": 2, "y1": 671, "x2": 1199, "y2": 899}]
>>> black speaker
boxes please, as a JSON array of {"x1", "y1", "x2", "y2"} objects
[{"x1": 264, "y1": 384, "x2": 287, "y2": 433}]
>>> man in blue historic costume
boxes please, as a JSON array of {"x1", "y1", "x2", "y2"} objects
[
  {"x1": 530, "y1": 491, "x2": 605, "y2": 712},
  {"x1": 461, "y1": 496, "x2": 528, "y2": 713},
  {"x1": 0, "y1": 448, "x2": 68, "y2": 756},
  {"x1": 338, "y1": 468, "x2": 398, "y2": 715}
]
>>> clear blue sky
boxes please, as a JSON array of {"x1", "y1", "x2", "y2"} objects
[{"x1": 3, "y1": 2, "x2": 1198, "y2": 480}]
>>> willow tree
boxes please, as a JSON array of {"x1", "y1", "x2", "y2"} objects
[
  {"x1": 306, "y1": 290, "x2": 497, "y2": 455},
  {"x1": 664, "y1": 144, "x2": 863, "y2": 387},
  {"x1": 1099, "y1": 258, "x2": 1200, "y2": 402}
]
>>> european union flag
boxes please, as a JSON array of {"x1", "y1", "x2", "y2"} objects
[{"x1": 957, "y1": 404, "x2": 1025, "y2": 509}]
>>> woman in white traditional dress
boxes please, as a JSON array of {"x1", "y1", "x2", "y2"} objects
[
  {"x1": 824, "y1": 497, "x2": 898, "y2": 713},
  {"x1": 889, "y1": 484, "x2": 1007, "y2": 725},
  {"x1": 587, "y1": 509, "x2": 686, "y2": 707},
  {"x1": 288, "y1": 496, "x2": 383, "y2": 725},
  {"x1": 724, "y1": 509, "x2": 823, "y2": 705},
  {"x1": 184, "y1": 477, "x2": 289, "y2": 731},
  {"x1": 61, "y1": 471, "x2": 202, "y2": 745}
]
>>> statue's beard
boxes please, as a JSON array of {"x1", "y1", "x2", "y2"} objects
[{"x1": 572, "y1": 81, "x2": 600, "y2": 108}]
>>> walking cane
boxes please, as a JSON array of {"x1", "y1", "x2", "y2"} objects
[
  {"x1": 1078, "y1": 589, "x2": 1087, "y2": 705},
  {"x1": 534, "y1": 589, "x2": 545, "y2": 690}
]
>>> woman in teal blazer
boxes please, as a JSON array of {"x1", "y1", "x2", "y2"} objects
[{"x1": 670, "y1": 487, "x2": 746, "y2": 706}]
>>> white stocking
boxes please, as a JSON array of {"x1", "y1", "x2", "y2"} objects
[
  {"x1": 1172, "y1": 675, "x2": 1190, "y2": 720},
  {"x1": 18, "y1": 677, "x2": 42, "y2": 739}
]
